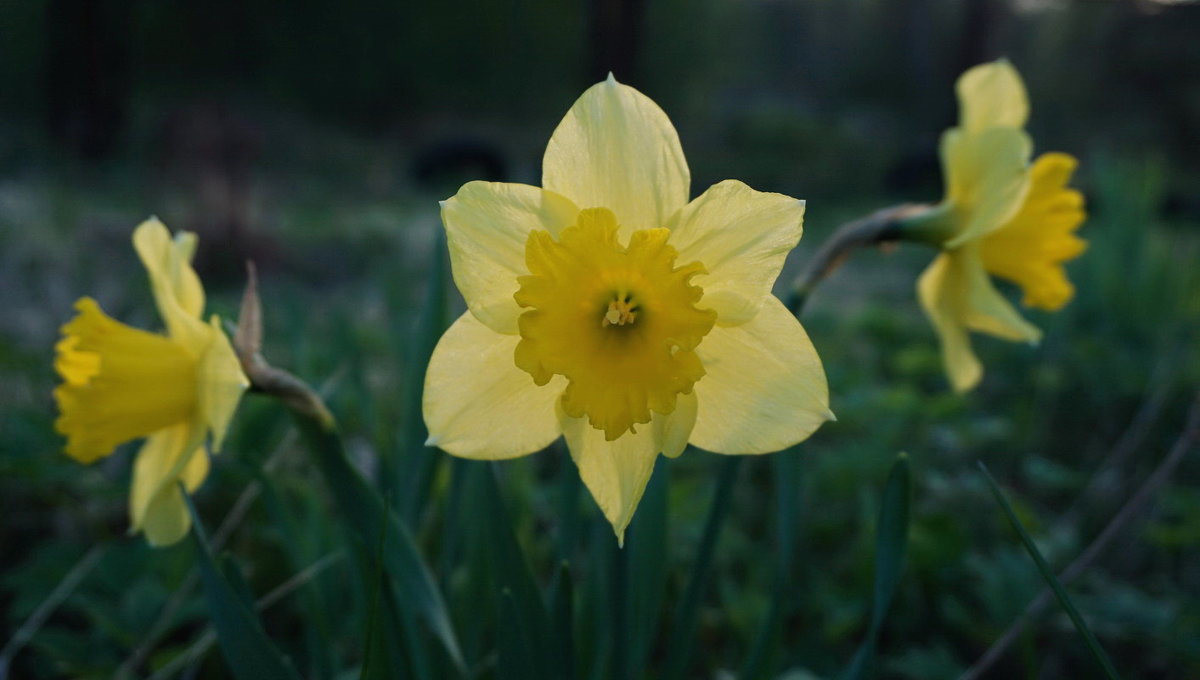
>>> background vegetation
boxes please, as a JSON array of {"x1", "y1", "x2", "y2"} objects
[{"x1": 1, "y1": 0, "x2": 1198, "y2": 678}]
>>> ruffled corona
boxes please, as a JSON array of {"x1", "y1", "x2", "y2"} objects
[
  {"x1": 55, "y1": 298, "x2": 197, "y2": 463},
  {"x1": 981, "y1": 153, "x2": 1087, "y2": 311},
  {"x1": 514, "y1": 208, "x2": 716, "y2": 440}
]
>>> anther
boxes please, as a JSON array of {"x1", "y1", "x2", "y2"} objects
[{"x1": 602, "y1": 297, "x2": 638, "y2": 327}]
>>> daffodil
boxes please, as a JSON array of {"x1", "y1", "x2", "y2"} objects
[
  {"x1": 423, "y1": 76, "x2": 832, "y2": 542},
  {"x1": 911, "y1": 60, "x2": 1086, "y2": 392},
  {"x1": 54, "y1": 218, "x2": 248, "y2": 546}
]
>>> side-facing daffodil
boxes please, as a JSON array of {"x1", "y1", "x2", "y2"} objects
[
  {"x1": 424, "y1": 75, "x2": 833, "y2": 542},
  {"x1": 54, "y1": 218, "x2": 248, "y2": 546},
  {"x1": 909, "y1": 60, "x2": 1086, "y2": 392}
]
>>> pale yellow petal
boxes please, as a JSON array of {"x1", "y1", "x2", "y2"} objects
[
  {"x1": 140, "y1": 485, "x2": 192, "y2": 547},
  {"x1": 957, "y1": 245, "x2": 1042, "y2": 342},
  {"x1": 197, "y1": 316, "x2": 248, "y2": 452},
  {"x1": 654, "y1": 390, "x2": 697, "y2": 459},
  {"x1": 132, "y1": 218, "x2": 210, "y2": 353},
  {"x1": 918, "y1": 248, "x2": 1040, "y2": 392},
  {"x1": 560, "y1": 404, "x2": 663, "y2": 545},
  {"x1": 690, "y1": 296, "x2": 832, "y2": 454},
  {"x1": 139, "y1": 431, "x2": 211, "y2": 547},
  {"x1": 665, "y1": 180, "x2": 805, "y2": 326},
  {"x1": 917, "y1": 253, "x2": 983, "y2": 393},
  {"x1": 957, "y1": 59, "x2": 1029, "y2": 133},
  {"x1": 441, "y1": 182, "x2": 579, "y2": 334},
  {"x1": 129, "y1": 422, "x2": 206, "y2": 544},
  {"x1": 180, "y1": 441, "x2": 211, "y2": 491},
  {"x1": 542, "y1": 74, "x2": 689, "y2": 240},
  {"x1": 424, "y1": 312, "x2": 565, "y2": 459},
  {"x1": 941, "y1": 127, "x2": 1032, "y2": 248}
]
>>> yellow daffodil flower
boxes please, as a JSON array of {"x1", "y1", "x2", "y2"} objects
[
  {"x1": 912, "y1": 60, "x2": 1087, "y2": 392},
  {"x1": 424, "y1": 76, "x2": 832, "y2": 542},
  {"x1": 54, "y1": 218, "x2": 248, "y2": 546}
]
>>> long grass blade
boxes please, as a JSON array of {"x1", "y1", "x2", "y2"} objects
[
  {"x1": 661, "y1": 456, "x2": 742, "y2": 680},
  {"x1": 547, "y1": 561, "x2": 576, "y2": 680},
  {"x1": 843, "y1": 452, "x2": 910, "y2": 680},
  {"x1": 294, "y1": 415, "x2": 466, "y2": 675},
  {"x1": 977, "y1": 462, "x2": 1123, "y2": 680},
  {"x1": 497, "y1": 589, "x2": 538, "y2": 680},
  {"x1": 742, "y1": 450, "x2": 804, "y2": 679},
  {"x1": 626, "y1": 458, "x2": 668, "y2": 678},
  {"x1": 398, "y1": 229, "x2": 450, "y2": 523},
  {"x1": 182, "y1": 491, "x2": 302, "y2": 680},
  {"x1": 479, "y1": 463, "x2": 550, "y2": 680}
]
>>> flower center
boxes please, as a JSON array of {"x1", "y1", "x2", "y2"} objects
[
  {"x1": 513, "y1": 207, "x2": 716, "y2": 441},
  {"x1": 603, "y1": 294, "x2": 638, "y2": 327}
]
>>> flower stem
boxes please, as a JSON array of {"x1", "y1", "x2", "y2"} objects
[{"x1": 787, "y1": 203, "x2": 933, "y2": 315}]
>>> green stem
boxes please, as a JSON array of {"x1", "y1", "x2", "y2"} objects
[
  {"x1": 787, "y1": 203, "x2": 932, "y2": 315},
  {"x1": 291, "y1": 413, "x2": 467, "y2": 676},
  {"x1": 660, "y1": 456, "x2": 741, "y2": 680}
]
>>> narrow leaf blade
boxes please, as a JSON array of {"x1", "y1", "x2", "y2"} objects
[
  {"x1": 844, "y1": 452, "x2": 911, "y2": 680},
  {"x1": 184, "y1": 492, "x2": 302, "y2": 680},
  {"x1": 978, "y1": 462, "x2": 1123, "y2": 680}
]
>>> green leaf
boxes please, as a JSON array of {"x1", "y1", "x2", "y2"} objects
[
  {"x1": 398, "y1": 229, "x2": 450, "y2": 524},
  {"x1": 183, "y1": 491, "x2": 302, "y2": 680},
  {"x1": 661, "y1": 456, "x2": 742, "y2": 680},
  {"x1": 844, "y1": 452, "x2": 911, "y2": 680},
  {"x1": 361, "y1": 498, "x2": 405, "y2": 680},
  {"x1": 478, "y1": 463, "x2": 551, "y2": 680},
  {"x1": 625, "y1": 458, "x2": 668, "y2": 678},
  {"x1": 978, "y1": 461, "x2": 1123, "y2": 680},
  {"x1": 497, "y1": 589, "x2": 538, "y2": 680},
  {"x1": 294, "y1": 415, "x2": 466, "y2": 675},
  {"x1": 547, "y1": 561, "x2": 576, "y2": 680},
  {"x1": 743, "y1": 450, "x2": 804, "y2": 679}
]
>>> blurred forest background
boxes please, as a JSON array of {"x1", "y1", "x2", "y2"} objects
[{"x1": 1, "y1": 0, "x2": 1199, "y2": 678}]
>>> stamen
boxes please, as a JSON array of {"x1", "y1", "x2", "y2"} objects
[{"x1": 602, "y1": 296, "x2": 638, "y2": 327}]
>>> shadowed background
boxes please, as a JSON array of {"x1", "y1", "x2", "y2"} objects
[{"x1": 1, "y1": 1, "x2": 1198, "y2": 678}]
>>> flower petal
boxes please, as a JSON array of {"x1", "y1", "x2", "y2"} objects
[
  {"x1": 941, "y1": 127, "x2": 1032, "y2": 248},
  {"x1": 957, "y1": 59, "x2": 1028, "y2": 133},
  {"x1": 129, "y1": 422, "x2": 207, "y2": 546},
  {"x1": 542, "y1": 74, "x2": 690, "y2": 240},
  {"x1": 424, "y1": 311, "x2": 565, "y2": 459},
  {"x1": 917, "y1": 253, "x2": 983, "y2": 393},
  {"x1": 560, "y1": 404, "x2": 663, "y2": 545},
  {"x1": 690, "y1": 296, "x2": 832, "y2": 454},
  {"x1": 666, "y1": 180, "x2": 805, "y2": 326},
  {"x1": 655, "y1": 390, "x2": 696, "y2": 459},
  {"x1": 918, "y1": 247, "x2": 1040, "y2": 392},
  {"x1": 197, "y1": 315, "x2": 248, "y2": 452},
  {"x1": 441, "y1": 182, "x2": 579, "y2": 334},
  {"x1": 962, "y1": 258, "x2": 1042, "y2": 344},
  {"x1": 132, "y1": 218, "x2": 210, "y2": 353}
]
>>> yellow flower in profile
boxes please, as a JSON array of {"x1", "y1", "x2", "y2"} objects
[
  {"x1": 913, "y1": 60, "x2": 1087, "y2": 392},
  {"x1": 424, "y1": 76, "x2": 832, "y2": 542},
  {"x1": 55, "y1": 219, "x2": 248, "y2": 546}
]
